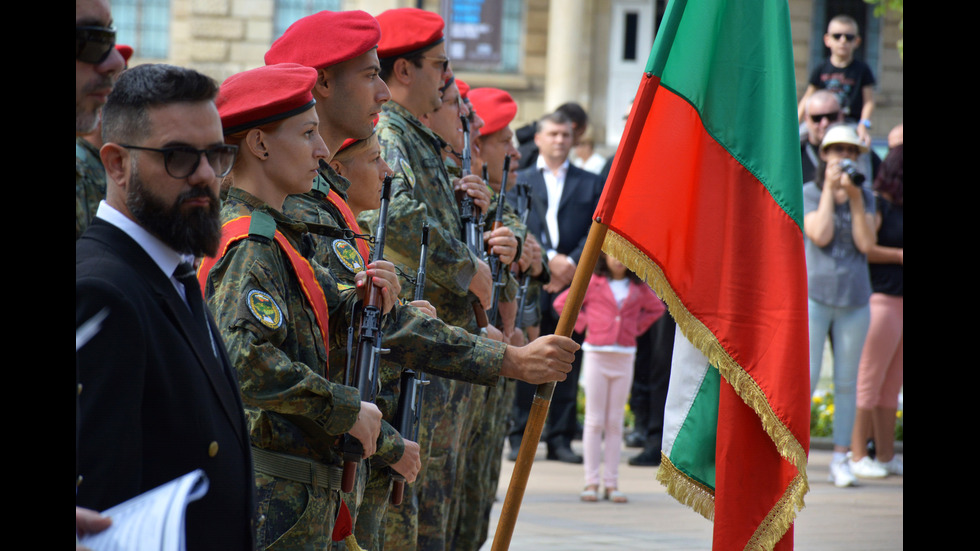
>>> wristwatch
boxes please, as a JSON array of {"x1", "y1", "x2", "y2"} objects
[{"x1": 859, "y1": 119, "x2": 872, "y2": 129}]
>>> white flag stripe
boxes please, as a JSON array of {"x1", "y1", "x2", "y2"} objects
[{"x1": 661, "y1": 325, "x2": 710, "y2": 458}]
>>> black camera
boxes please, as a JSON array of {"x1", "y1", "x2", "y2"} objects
[{"x1": 839, "y1": 159, "x2": 865, "y2": 186}]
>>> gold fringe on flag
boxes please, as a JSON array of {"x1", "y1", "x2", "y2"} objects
[
  {"x1": 602, "y1": 231, "x2": 808, "y2": 549},
  {"x1": 656, "y1": 454, "x2": 716, "y2": 520}
]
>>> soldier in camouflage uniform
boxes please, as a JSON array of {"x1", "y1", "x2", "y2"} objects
[
  {"x1": 360, "y1": 9, "x2": 522, "y2": 551},
  {"x1": 450, "y1": 87, "x2": 550, "y2": 551},
  {"x1": 263, "y1": 14, "x2": 415, "y2": 547},
  {"x1": 206, "y1": 64, "x2": 394, "y2": 549}
]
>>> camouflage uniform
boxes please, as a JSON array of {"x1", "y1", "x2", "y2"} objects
[
  {"x1": 76, "y1": 137, "x2": 106, "y2": 240},
  {"x1": 204, "y1": 187, "x2": 364, "y2": 549},
  {"x1": 449, "y1": 189, "x2": 527, "y2": 551},
  {"x1": 358, "y1": 101, "x2": 483, "y2": 551},
  {"x1": 283, "y1": 165, "x2": 508, "y2": 550}
]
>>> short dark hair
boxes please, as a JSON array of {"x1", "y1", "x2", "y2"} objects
[
  {"x1": 102, "y1": 64, "x2": 218, "y2": 145},
  {"x1": 379, "y1": 49, "x2": 427, "y2": 83},
  {"x1": 537, "y1": 110, "x2": 573, "y2": 129},
  {"x1": 555, "y1": 102, "x2": 588, "y2": 129}
]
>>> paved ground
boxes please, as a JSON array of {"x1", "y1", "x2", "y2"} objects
[{"x1": 485, "y1": 440, "x2": 903, "y2": 550}]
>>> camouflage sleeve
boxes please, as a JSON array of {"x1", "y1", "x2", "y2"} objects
[
  {"x1": 374, "y1": 420, "x2": 405, "y2": 466},
  {"x1": 206, "y1": 238, "x2": 361, "y2": 437},
  {"x1": 382, "y1": 303, "x2": 505, "y2": 386}
]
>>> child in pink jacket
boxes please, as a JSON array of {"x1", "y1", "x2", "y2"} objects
[{"x1": 554, "y1": 253, "x2": 665, "y2": 503}]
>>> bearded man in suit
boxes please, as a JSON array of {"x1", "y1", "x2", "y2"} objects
[{"x1": 75, "y1": 64, "x2": 254, "y2": 550}]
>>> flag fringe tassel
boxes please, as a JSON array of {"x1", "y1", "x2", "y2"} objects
[
  {"x1": 656, "y1": 454, "x2": 716, "y2": 520},
  {"x1": 602, "y1": 231, "x2": 809, "y2": 548}
]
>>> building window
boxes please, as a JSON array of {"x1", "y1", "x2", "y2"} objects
[
  {"x1": 274, "y1": 0, "x2": 343, "y2": 39},
  {"x1": 442, "y1": 0, "x2": 522, "y2": 73},
  {"x1": 112, "y1": 0, "x2": 169, "y2": 59}
]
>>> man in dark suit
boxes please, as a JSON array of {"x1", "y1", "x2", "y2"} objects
[
  {"x1": 508, "y1": 111, "x2": 604, "y2": 463},
  {"x1": 75, "y1": 64, "x2": 255, "y2": 550}
]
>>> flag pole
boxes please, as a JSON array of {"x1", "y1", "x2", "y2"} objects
[
  {"x1": 490, "y1": 72, "x2": 663, "y2": 551},
  {"x1": 491, "y1": 219, "x2": 607, "y2": 551}
]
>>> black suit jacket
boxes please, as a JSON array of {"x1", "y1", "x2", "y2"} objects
[
  {"x1": 516, "y1": 162, "x2": 604, "y2": 265},
  {"x1": 76, "y1": 219, "x2": 255, "y2": 550},
  {"x1": 515, "y1": 163, "x2": 603, "y2": 320}
]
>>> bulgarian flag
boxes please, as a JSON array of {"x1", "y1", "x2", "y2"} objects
[{"x1": 595, "y1": 0, "x2": 810, "y2": 549}]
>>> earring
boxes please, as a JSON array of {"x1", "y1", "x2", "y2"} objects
[{"x1": 263, "y1": 152, "x2": 269, "y2": 158}]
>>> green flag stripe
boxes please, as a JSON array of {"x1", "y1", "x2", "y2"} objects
[
  {"x1": 669, "y1": 366, "x2": 720, "y2": 488},
  {"x1": 646, "y1": 0, "x2": 802, "y2": 228}
]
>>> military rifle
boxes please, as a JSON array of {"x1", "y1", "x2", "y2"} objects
[
  {"x1": 340, "y1": 175, "x2": 393, "y2": 492},
  {"x1": 512, "y1": 181, "x2": 533, "y2": 330},
  {"x1": 390, "y1": 224, "x2": 431, "y2": 505},
  {"x1": 486, "y1": 156, "x2": 511, "y2": 326}
]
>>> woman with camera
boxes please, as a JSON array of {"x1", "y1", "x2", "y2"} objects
[{"x1": 803, "y1": 124, "x2": 878, "y2": 487}]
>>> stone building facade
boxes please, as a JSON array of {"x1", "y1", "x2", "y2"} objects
[{"x1": 117, "y1": 0, "x2": 902, "y2": 151}]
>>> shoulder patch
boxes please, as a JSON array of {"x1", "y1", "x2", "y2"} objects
[
  {"x1": 246, "y1": 290, "x2": 283, "y2": 329},
  {"x1": 331, "y1": 239, "x2": 365, "y2": 273},
  {"x1": 399, "y1": 159, "x2": 416, "y2": 188}
]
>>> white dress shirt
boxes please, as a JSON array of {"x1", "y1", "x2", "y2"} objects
[{"x1": 536, "y1": 155, "x2": 570, "y2": 262}]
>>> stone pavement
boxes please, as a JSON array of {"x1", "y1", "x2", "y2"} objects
[{"x1": 486, "y1": 440, "x2": 903, "y2": 550}]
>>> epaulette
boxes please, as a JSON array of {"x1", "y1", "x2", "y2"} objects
[
  {"x1": 311, "y1": 175, "x2": 331, "y2": 197},
  {"x1": 248, "y1": 210, "x2": 277, "y2": 242}
]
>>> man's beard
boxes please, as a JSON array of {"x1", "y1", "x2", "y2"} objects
[{"x1": 126, "y1": 168, "x2": 222, "y2": 258}]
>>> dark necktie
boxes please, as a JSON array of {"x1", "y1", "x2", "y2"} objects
[{"x1": 174, "y1": 262, "x2": 218, "y2": 357}]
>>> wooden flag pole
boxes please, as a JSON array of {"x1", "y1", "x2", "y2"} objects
[
  {"x1": 491, "y1": 73, "x2": 662, "y2": 551},
  {"x1": 491, "y1": 219, "x2": 608, "y2": 551}
]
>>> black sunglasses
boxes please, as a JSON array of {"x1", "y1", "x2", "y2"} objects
[
  {"x1": 829, "y1": 33, "x2": 856, "y2": 42},
  {"x1": 421, "y1": 55, "x2": 451, "y2": 72},
  {"x1": 809, "y1": 111, "x2": 840, "y2": 124},
  {"x1": 76, "y1": 26, "x2": 117, "y2": 64},
  {"x1": 120, "y1": 144, "x2": 239, "y2": 179}
]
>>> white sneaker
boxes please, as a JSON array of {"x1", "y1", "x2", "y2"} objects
[
  {"x1": 849, "y1": 455, "x2": 888, "y2": 479},
  {"x1": 828, "y1": 455, "x2": 857, "y2": 487},
  {"x1": 877, "y1": 455, "x2": 903, "y2": 476}
]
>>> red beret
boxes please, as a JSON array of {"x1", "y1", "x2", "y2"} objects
[
  {"x1": 467, "y1": 88, "x2": 517, "y2": 136},
  {"x1": 115, "y1": 44, "x2": 133, "y2": 65},
  {"x1": 456, "y1": 79, "x2": 470, "y2": 100},
  {"x1": 217, "y1": 64, "x2": 317, "y2": 135},
  {"x1": 264, "y1": 11, "x2": 381, "y2": 69},
  {"x1": 376, "y1": 8, "x2": 444, "y2": 59}
]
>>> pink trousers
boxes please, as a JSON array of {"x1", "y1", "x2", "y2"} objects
[
  {"x1": 582, "y1": 348, "x2": 636, "y2": 488},
  {"x1": 856, "y1": 294, "x2": 904, "y2": 409}
]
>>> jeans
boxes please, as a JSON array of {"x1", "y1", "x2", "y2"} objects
[{"x1": 808, "y1": 298, "x2": 870, "y2": 448}]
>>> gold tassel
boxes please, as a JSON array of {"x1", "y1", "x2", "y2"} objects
[
  {"x1": 344, "y1": 534, "x2": 364, "y2": 551},
  {"x1": 602, "y1": 232, "x2": 808, "y2": 549},
  {"x1": 656, "y1": 455, "x2": 716, "y2": 521}
]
